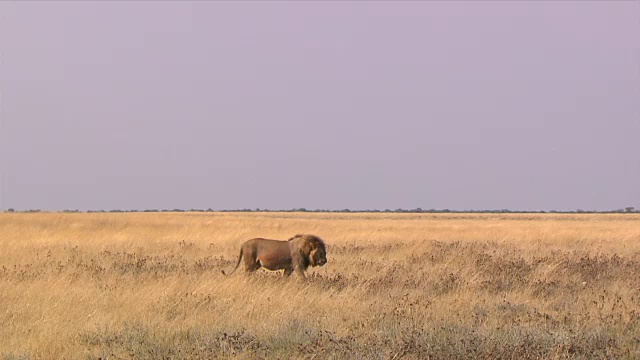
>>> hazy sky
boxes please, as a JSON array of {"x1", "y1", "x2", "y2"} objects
[{"x1": 1, "y1": 1, "x2": 638, "y2": 211}]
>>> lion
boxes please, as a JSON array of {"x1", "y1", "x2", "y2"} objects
[{"x1": 221, "y1": 234, "x2": 327, "y2": 278}]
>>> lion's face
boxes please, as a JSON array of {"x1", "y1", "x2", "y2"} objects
[{"x1": 309, "y1": 243, "x2": 327, "y2": 267}]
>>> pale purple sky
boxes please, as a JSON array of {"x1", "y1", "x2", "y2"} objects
[{"x1": 0, "y1": 1, "x2": 638, "y2": 211}]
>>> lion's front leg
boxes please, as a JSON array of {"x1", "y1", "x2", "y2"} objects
[
  {"x1": 294, "y1": 269, "x2": 306, "y2": 279},
  {"x1": 292, "y1": 257, "x2": 307, "y2": 279}
]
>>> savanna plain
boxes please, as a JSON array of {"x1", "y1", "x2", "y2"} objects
[{"x1": 1, "y1": 212, "x2": 639, "y2": 359}]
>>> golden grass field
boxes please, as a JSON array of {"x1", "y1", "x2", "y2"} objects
[{"x1": 1, "y1": 211, "x2": 639, "y2": 359}]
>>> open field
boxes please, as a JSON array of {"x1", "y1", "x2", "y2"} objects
[{"x1": 1, "y1": 212, "x2": 639, "y2": 359}]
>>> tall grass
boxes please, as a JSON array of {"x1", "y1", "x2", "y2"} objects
[{"x1": 1, "y1": 212, "x2": 639, "y2": 359}]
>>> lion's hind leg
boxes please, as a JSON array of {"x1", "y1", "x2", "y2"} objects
[{"x1": 243, "y1": 251, "x2": 261, "y2": 274}]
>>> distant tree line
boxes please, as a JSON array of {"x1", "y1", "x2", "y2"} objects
[{"x1": 3, "y1": 207, "x2": 638, "y2": 214}]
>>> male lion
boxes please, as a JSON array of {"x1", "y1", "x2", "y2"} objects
[{"x1": 221, "y1": 234, "x2": 327, "y2": 278}]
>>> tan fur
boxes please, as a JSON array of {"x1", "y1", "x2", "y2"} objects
[{"x1": 221, "y1": 234, "x2": 327, "y2": 278}]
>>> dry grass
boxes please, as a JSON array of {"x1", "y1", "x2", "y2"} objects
[{"x1": 1, "y1": 212, "x2": 639, "y2": 359}]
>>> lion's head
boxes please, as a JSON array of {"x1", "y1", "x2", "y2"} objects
[{"x1": 289, "y1": 234, "x2": 327, "y2": 268}]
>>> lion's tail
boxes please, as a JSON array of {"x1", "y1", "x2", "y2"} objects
[{"x1": 221, "y1": 247, "x2": 243, "y2": 276}]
